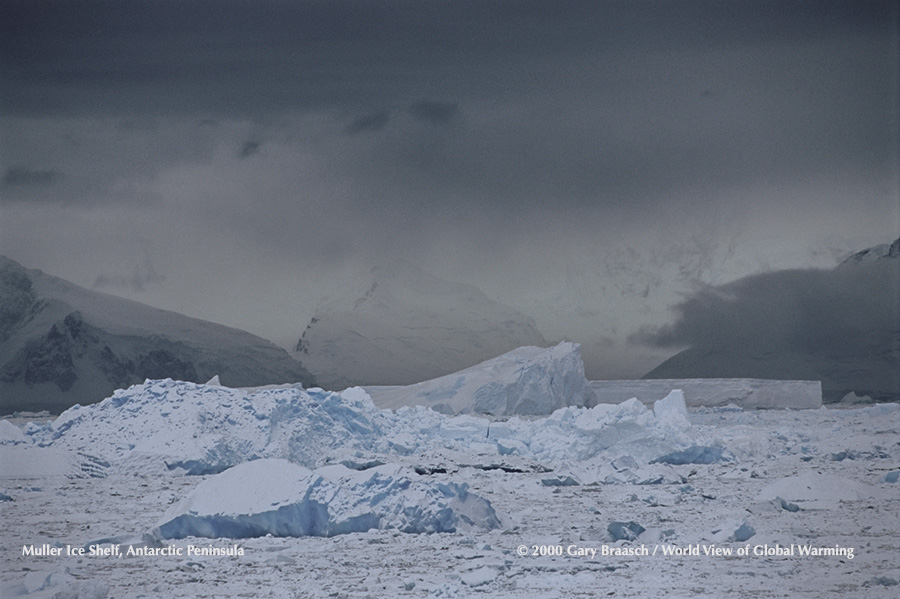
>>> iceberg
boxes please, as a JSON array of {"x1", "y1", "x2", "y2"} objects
[
  {"x1": 365, "y1": 342, "x2": 596, "y2": 415},
  {"x1": 28, "y1": 373, "x2": 699, "y2": 476},
  {"x1": 0, "y1": 420, "x2": 28, "y2": 445},
  {"x1": 154, "y1": 459, "x2": 501, "y2": 539}
]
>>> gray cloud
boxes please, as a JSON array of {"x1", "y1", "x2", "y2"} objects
[
  {"x1": 345, "y1": 111, "x2": 392, "y2": 135},
  {"x1": 2, "y1": 1, "x2": 893, "y2": 118},
  {"x1": 407, "y1": 100, "x2": 458, "y2": 125},
  {"x1": 238, "y1": 141, "x2": 260, "y2": 159},
  {"x1": 642, "y1": 256, "x2": 900, "y2": 359},
  {"x1": 2, "y1": 166, "x2": 62, "y2": 188}
]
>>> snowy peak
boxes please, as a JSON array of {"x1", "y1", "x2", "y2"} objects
[
  {"x1": 838, "y1": 236, "x2": 900, "y2": 267},
  {"x1": 0, "y1": 257, "x2": 314, "y2": 413},
  {"x1": 296, "y1": 261, "x2": 547, "y2": 388}
]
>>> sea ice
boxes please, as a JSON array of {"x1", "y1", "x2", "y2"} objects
[
  {"x1": 732, "y1": 521, "x2": 756, "y2": 542},
  {"x1": 651, "y1": 445, "x2": 726, "y2": 465},
  {"x1": 460, "y1": 566, "x2": 498, "y2": 588},
  {"x1": 708, "y1": 518, "x2": 756, "y2": 543},
  {"x1": 653, "y1": 390, "x2": 691, "y2": 432},
  {"x1": 0, "y1": 569, "x2": 109, "y2": 598},
  {"x1": 758, "y1": 473, "x2": 891, "y2": 502}
]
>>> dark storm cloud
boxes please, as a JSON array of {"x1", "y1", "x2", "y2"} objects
[
  {"x1": 2, "y1": 166, "x2": 61, "y2": 188},
  {"x1": 1, "y1": 0, "x2": 894, "y2": 226},
  {"x1": 2, "y1": 0, "x2": 894, "y2": 117},
  {"x1": 641, "y1": 253, "x2": 900, "y2": 357},
  {"x1": 2, "y1": 0, "x2": 894, "y2": 212}
]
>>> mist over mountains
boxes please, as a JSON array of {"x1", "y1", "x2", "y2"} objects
[
  {"x1": 643, "y1": 237, "x2": 900, "y2": 402},
  {"x1": 0, "y1": 256, "x2": 314, "y2": 413},
  {"x1": 295, "y1": 261, "x2": 547, "y2": 389}
]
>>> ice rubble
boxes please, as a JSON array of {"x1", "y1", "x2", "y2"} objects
[
  {"x1": 26, "y1": 379, "x2": 697, "y2": 474},
  {"x1": 365, "y1": 341, "x2": 596, "y2": 415},
  {"x1": 608, "y1": 521, "x2": 645, "y2": 541},
  {"x1": 154, "y1": 459, "x2": 501, "y2": 539}
]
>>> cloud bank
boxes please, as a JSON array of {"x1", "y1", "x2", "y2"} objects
[{"x1": 642, "y1": 246, "x2": 900, "y2": 400}]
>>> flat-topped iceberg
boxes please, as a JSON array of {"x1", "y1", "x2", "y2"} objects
[
  {"x1": 365, "y1": 341, "x2": 595, "y2": 415},
  {"x1": 154, "y1": 459, "x2": 501, "y2": 539}
]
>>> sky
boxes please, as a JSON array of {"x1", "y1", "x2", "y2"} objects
[{"x1": 1, "y1": 0, "x2": 898, "y2": 379}]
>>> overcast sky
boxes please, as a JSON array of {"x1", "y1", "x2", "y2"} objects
[{"x1": 2, "y1": 0, "x2": 898, "y2": 378}]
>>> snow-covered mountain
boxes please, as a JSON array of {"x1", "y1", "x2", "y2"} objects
[
  {"x1": 0, "y1": 256, "x2": 314, "y2": 413},
  {"x1": 838, "y1": 236, "x2": 900, "y2": 266},
  {"x1": 644, "y1": 237, "x2": 900, "y2": 403},
  {"x1": 295, "y1": 262, "x2": 547, "y2": 389}
]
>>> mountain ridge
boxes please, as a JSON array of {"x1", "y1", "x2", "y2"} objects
[{"x1": 0, "y1": 256, "x2": 315, "y2": 413}]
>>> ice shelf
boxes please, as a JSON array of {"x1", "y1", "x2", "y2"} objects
[{"x1": 590, "y1": 378, "x2": 822, "y2": 409}]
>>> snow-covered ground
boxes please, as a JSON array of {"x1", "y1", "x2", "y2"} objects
[{"x1": 1, "y1": 380, "x2": 898, "y2": 598}]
